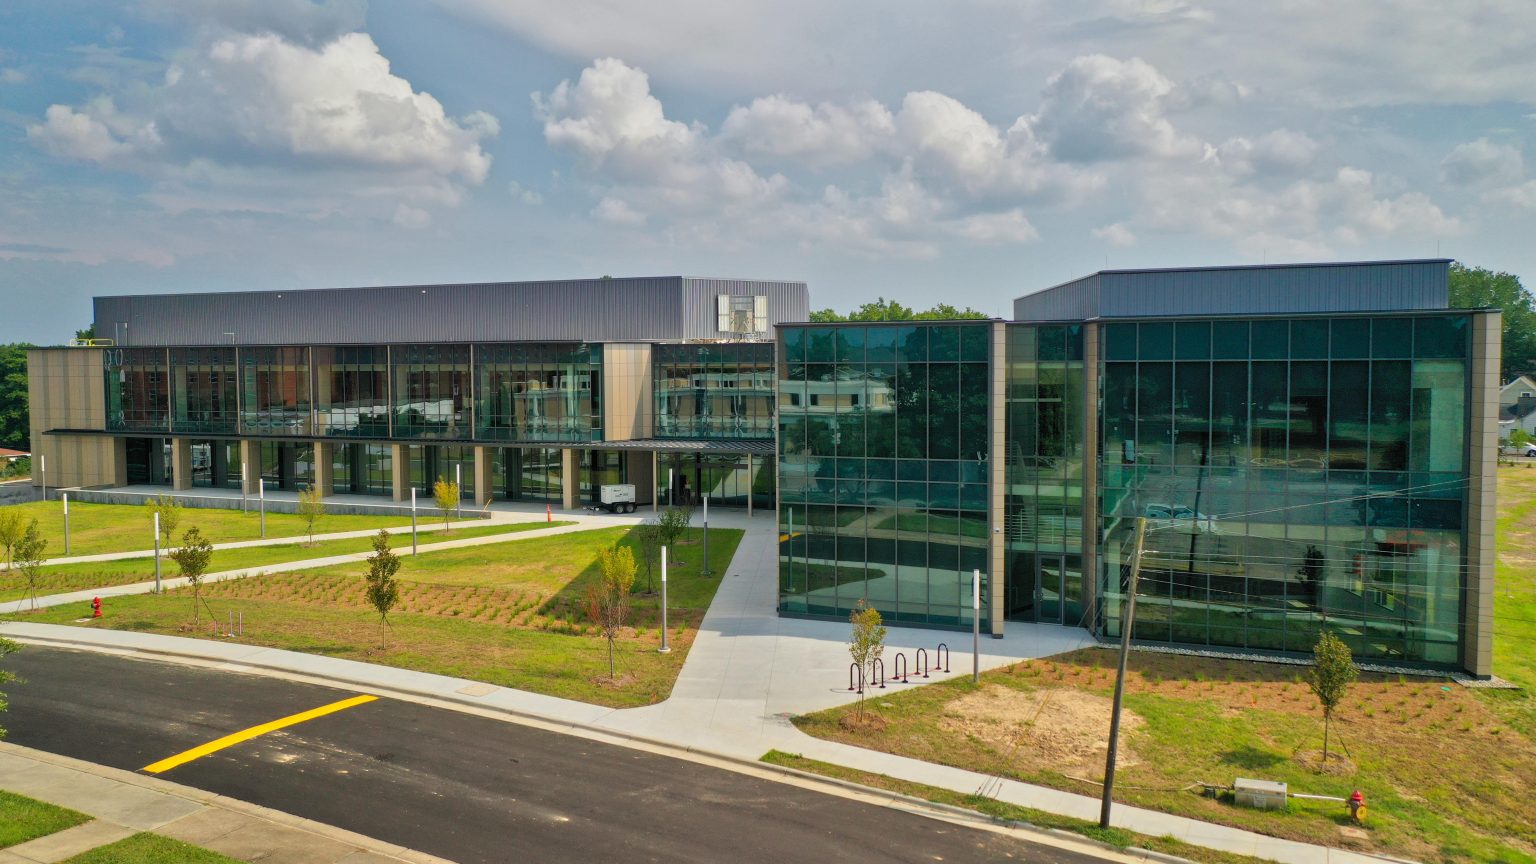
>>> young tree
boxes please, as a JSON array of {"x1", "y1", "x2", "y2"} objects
[
  {"x1": 633, "y1": 519, "x2": 660, "y2": 594},
  {"x1": 657, "y1": 506, "x2": 690, "y2": 549},
  {"x1": 144, "y1": 494, "x2": 182, "y2": 544},
  {"x1": 432, "y1": 476, "x2": 458, "y2": 533},
  {"x1": 297, "y1": 485, "x2": 325, "y2": 546},
  {"x1": 13, "y1": 519, "x2": 47, "y2": 611},
  {"x1": 0, "y1": 507, "x2": 24, "y2": 569},
  {"x1": 1308, "y1": 629, "x2": 1358, "y2": 764},
  {"x1": 848, "y1": 600, "x2": 887, "y2": 718},
  {"x1": 585, "y1": 543, "x2": 637, "y2": 679},
  {"x1": 363, "y1": 530, "x2": 401, "y2": 649},
  {"x1": 169, "y1": 526, "x2": 214, "y2": 626},
  {"x1": 0, "y1": 635, "x2": 18, "y2": 739}
]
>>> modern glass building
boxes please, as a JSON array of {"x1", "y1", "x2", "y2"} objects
[
  {"x1": 773, "y1": 260, "x2": 1499, "y2": 678},
  {"x1": 27, "y1": 261, "x2": 1499, "y2": 676}
]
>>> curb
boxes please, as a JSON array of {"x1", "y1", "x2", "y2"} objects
[
  {"x1": 0, "y1": 741, "x2": 456, "y2": 864},
  {"x1": 5, "y1": 629, "x2": 1186, "y2": 864}
]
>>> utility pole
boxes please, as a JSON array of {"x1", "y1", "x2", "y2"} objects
[{"x1": 1100, "y1": 516, "x2": 1148, "y2": 830}]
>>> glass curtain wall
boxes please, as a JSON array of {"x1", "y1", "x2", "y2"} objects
[
  {"x1": 105, "y1": 348, "x2": 170, "y2": 432},
  {"x1": 1004, "y1": 325, "x2": 1086, "y2": 625},
  {"x1": 241, "y1": 347, "x2": 311, "y2": 436},
  {"x1": 124, "y1": 437, "x2": 172, "y2": 485},
  {"x1": 408, "y1": 444, "x2": 474, "y2": 499},
  {"x1": 171, "y1": 347, "x2": 238, "y2": 434},
  {"x1": 186, "y1": 439, "x2": 240, "y2": 488},
  {"x1": 1099, "y1": 314, "x2": 1470, "y2": 666},
  {"x1": 331, "y1": 443, "x2": 393, "y2": 496},
  {"x1": 476, "y1": 343, "x2": 601, "y2": 442},
  {"x1": 393, "y1": 345, "x2": 470, "y2": 439},
  {"x1": 259, "y1": 440, "x2": 313, "y2": 490},
  {"x1": 313, "y1": 346, "x2": 389, "y2": 438},
  {"x1": 653, "y1": 343, "x2": 775, "y2": 439},
  {"x1": 778, "y1": 323, "x2": 991, "y2": 629},
  {"x1": 491, "y1": 447, "x2": 563, "y2": 501}
]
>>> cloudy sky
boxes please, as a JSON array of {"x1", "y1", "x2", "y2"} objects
[{"x1": 3, "y1": 0, "x2": 1535, "y2": 342}]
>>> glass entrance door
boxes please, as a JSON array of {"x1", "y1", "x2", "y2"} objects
[{"x1": 1038, "y1": 555, "x2": 1065, "y2": 624}]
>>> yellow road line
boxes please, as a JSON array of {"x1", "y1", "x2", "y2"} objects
[{"x1": 142, "y1": 694, "x2": 378, "y2": 774}]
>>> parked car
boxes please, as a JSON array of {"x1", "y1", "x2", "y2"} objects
[{"x1": 1502, "y1": 443, "x2": 1536, "y2": 457}]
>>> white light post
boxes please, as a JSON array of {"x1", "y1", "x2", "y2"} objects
[
  {"x1": 410, "y1": 487, "x2": 418, "y2": 555},
  {"x1": 668, "y1": 468, "x2": 674, "y2": 507},
  {"x1": 258, "y1": 477, "x2": 266, "y2": 538},
  {"x1": 62, "y1": 493, "x2": 70, "y2": 556},
  {"x1": 241, "y1": 461, "x2": 248, "y2": 513},
  {"x1": 972, "y1": 568, "x2": 981, "y2": 684},
  {"x1": 153, "y1": 511, "x2": 162, "y2": 594},
  {"x1": 658, "y1": 546, "x2": 670, "y2": 653},
  {"x1": 455, "y1": 463, "x2": 462, "y2": 522},
  {"x1": 39, "y1": 453, "x2": 46, "y2": 502},
  {"x1": 700, "y1": 493, "x2": 712, "y2": 576}
]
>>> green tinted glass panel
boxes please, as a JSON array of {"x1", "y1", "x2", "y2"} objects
[
  {"x1": 1211, "y1": 321, "x2": 1249, "y2": 359},
  {"x1": 1251, "y1": 320, "x2": 1289, "y2": 359},
  {"x1": 1290, "y1": 319, "x2": 1329, "y2": 359},
  {"x1": 1175, "y1": 321, "x2": 1211, "y2": 359},
  {"x1": 1105, "y1": 323, "x2": 1137, "y2": 361},
  {"x1": 1330, "y1": 319, "x2": 1371, "y2": 359},
  {"x1": 1138, "y1": 323, "x2": 1173, "y2": 360}
]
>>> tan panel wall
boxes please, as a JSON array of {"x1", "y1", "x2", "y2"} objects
[
  {"x1": 601, "y1": 343, "x2": 653, "y2": 442},
  {"x1": 625, "y1": 450, "x2": 654, "y2": 504},
  {"x1": 1080, "y1": 323, "x2": 1100, "y2": 622},
  {"x1": 27, "y1": 347, "x2": 123, "y2": 489},
  {"x1": 560, "y1": 448, "x2": 580, "y2": 510},
  {"x1": 1463, "y1": 310, "x2": 1500, "y2": 678},
  {"x1": 473, "y1": 445, "x2": 494, "y2": 505},
  {"x1": 989, "y1": 321, "x2": 1006, "y2": 637},
  {"x1": 313, "y1": 441, "x2": 335, "y2": 496},
  {"x1": 170, "y1": 438, "x2": 193, "y2": 491}
]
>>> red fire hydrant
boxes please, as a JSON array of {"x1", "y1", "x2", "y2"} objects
[
  {"x1": 91, "y1": 596, "x2": 101, "y2": 618},
  {"x1": 1348, "y1": 790, "x2": 1367, "y2": 825}
]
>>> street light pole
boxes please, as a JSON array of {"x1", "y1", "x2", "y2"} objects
[
  {"x1": 63, "y1": 493, "x2": 70, "y2": 556},
  {"x1": 153, "y1": 511, "x2": 162, "y2": 594},
  {"x1": 455, "y1": 463, "x2": 462, "y2": 523},
  {"x1": 410, "y1": 487, "x2": 418, "y2": 555},
  {"x1": 658, "y1": 546, "x2": 670, "y2": 653},
  {"x1": 39, "y1": 453, "x2": 46, "y2": 502},
  {"x1": 1100, "y1": 516, "x2": 1148, "y2": 830},
  {"x1": 701, "y1": 493, "x2": 712, "y2": 576},
  {"x1": 972, "y1": 568, "x2": 981, "y2": 684},
  {"x1": 258, "y1": 477, "x2": 266, "y2": 538}
]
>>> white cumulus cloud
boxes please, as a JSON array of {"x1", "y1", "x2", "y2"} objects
[{"x1": 1441, "y1": 138, "x2": 1524, "y2": 188}]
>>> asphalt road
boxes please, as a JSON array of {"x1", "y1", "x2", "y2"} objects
[{"x1": 2, "y1": 647, "x2": 1116, "y2": 864}]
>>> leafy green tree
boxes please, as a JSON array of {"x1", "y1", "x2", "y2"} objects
[
  {"x1": 0, "y1": 507, "x2": 25, "y2": 568},
  {"x1": 0, "y1": 343, "x2": 33, "y2": 452},
  {"x1": 809, "y1": 297, "x2": 990, "y2": 322},
  {"x1": 0, "y1": 636, "x2": 18, "y2": 739},
  {"x1": 14, "y1": 519, "x2": 47, "y2": 611},
  {"x1": 585, "y1": 543, "x2": 637, "y2": 679},
  {"x1": 1448, "y1": 262, "x2": 1536, "y2": 380},
  {"x1": 364, "y1": 530, "x2": 401, "y2": 648},
  {"x1": 74, "y1": 324, "x2": 96, "y2": 341},
  {"x1": 169, "y1": 527, "x2": 214, "y2": 626},
  {"x1": 297, "y1": 485, "x2": 325, "y2": 545},
  {"x1": 1308, "y1": 630, "x2": 1358, "y2": 764},
  {"x1": 657, "y1": 506, "x2": 691, "y2": 553},
  {"x1": 144, "y1": 495, "x2": 182, "y2": 545},
  {"x1": 633, "y1": 519, "x2": 661, "y2": 594},
  {"x1": 848, "y1": 600, "x2": 886, "y2": 718},
  {"x1": 432, "y1": 476, "x2": 458, "y2": 533}
]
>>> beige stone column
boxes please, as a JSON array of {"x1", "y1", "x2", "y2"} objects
[
  {"x1": 1080, "y1": 322, "x2": 1100, "y2": 626},
  {"x1": 561, "y1": 448, "x2": 581, "y2": 511},
  {"x1": 391, "y1": 443, "x2": 410, "y2": 502},
  {"x1": 1463, "y1": 310, "x2": 1500, "y2": 678},
  {"x1": 313, "y1": 441, "x2": 334, "y2": 496},
  {"x1": 474, "y1": 445, "x2": 494, "y2": 505},
  {"x1": 240, "y1": 440, "x2": 260, "y2": 494},
  {"x1": 170, "y1": 438, "x2": 194, "y2": 490},
  {"x1": 989, "y1": 321, "x2": 1007, "y2": 638}
]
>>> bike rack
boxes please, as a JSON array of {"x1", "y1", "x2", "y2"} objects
[
  {"x1": 871, "y1": 658, "x2": 886, "y2": 689},
  {"x1": 848, "y1": 662, "x2": 865, "y2": 694},
  {"x1": 937, "y1": 642, "x2": 951, "y2": 673},
  {"x1": 893, "y1": 652, "x2": 909, "y2": 683},
  {"x1": 915, "y1": 647, "x2": 930, "y2": 678}
]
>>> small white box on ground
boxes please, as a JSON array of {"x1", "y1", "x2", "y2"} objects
[{"x1": 1233, "y1": 777, "x2": 1288, "y2": 810}]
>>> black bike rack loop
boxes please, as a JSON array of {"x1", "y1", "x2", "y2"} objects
[
  {"x1": 915, "y1": 647, "x2": 930, "y2": 678},
  {"x1": 937, "y1": 642, "x2": 951, "y2": 673},
  {"x1": 871, "y1": 658, "x2": 886, "y2": 689},
  {"x1": 893, "y1": 652, "x2": 909, "y2": 683},
  {"x1": 848, "y1": 662, "x2": 864, "y2": 693}
]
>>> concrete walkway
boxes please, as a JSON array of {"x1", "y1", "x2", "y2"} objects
[
  {"x1": 0, "y1": 507, "x2": 1405, "y2": 864},
  {"x1": 0, "y1": 743, "x2": 451, "y2": 864}
]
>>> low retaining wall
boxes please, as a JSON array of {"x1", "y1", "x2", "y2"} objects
[{"x1": 58, "y1": 488, "x2": 490, "y2": 520}]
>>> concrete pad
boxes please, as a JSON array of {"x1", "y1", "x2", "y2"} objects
[
  {"x1": 157, "y1": 807, "x2": 256, "y2": 845},
  {"x1": 5, "y1": 820, "x2": 134, "y2": 864},
  {"x1": 334, "y1": 853, "x2": 409, "y2": 864},
  {"x1": 201, "y1": 822, "x2": 360, "y2": 864}
]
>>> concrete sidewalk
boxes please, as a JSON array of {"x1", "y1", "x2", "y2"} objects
[
  {"x1": 0, "y1": 743, "x2": 451, "y2": 864},
  {"x1": 0, "y1": 509, "x2": 1405, "y2": 864}
]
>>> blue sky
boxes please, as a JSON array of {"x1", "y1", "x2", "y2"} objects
[{"x1": 2, "y1": 0, "x2": 1535, "y2": 342}]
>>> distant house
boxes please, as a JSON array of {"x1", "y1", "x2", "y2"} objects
[
  {"x1": 0, "y1": 447, "x2": 28, "y2": 472},
  {"x1": 1501, "y1": 375, "x2": 1536, "y2": 414}
]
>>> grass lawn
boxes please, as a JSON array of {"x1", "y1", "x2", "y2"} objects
[
  {"x1": 761, "y1": 751, "x2": 1274, "y2": 864},
  {"x1": 0, "y1": 790, "x2": 90, "y2": 849},
  {"x1": 61, "y1": 833, "x2": 240, "y2": 864},
  {"x1": 0, "y1": 500, "x2": 416, "y2": 558},
  {"x1": 0, "y1": 521, "x2": 572, "y2": 605},
  {"x1": 786, "y1": 464, "x2": 1536, "y2": 864},
  {"x1": 31, "y1": 525, "x2": 742, "y2": 708}
]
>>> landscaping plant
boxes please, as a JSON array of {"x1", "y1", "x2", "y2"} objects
[
  {"x1": 633, "y1": 519, "x2": 660, "y2": 594},
  {"x1": 848, "y1": 600, "x2": 886, "y2": 719},
  {"x1": 144, "y1": 494, "x2": 182, "y2": 544},
  {"x1": 0, "y1": 507, "x2": 24, "y2": 568},
  {"x1": 432, "y1": 476, "x2": 458, "y2": 533},
  {"x1": 13, "y1": 519, "x2": 46, "y2": 611},
  {"x1": 168, "y1": 526, "x2": 214, "y2": 626},
  {"x1": 0, "y1": 635, "x2": 17, "y2": 738},
  {"x1": 364, "y1": 529, "x2": 401, "y2": 648},
  {"x1": 297, "y1": 485, "x2": 325, "y2": 545},
  {"x1": 1308, "y1": 629, "x2": 1358, "y2": 764},
  {"x1": 585, "y1": 543, "x2": 636, "y2": 679}
]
